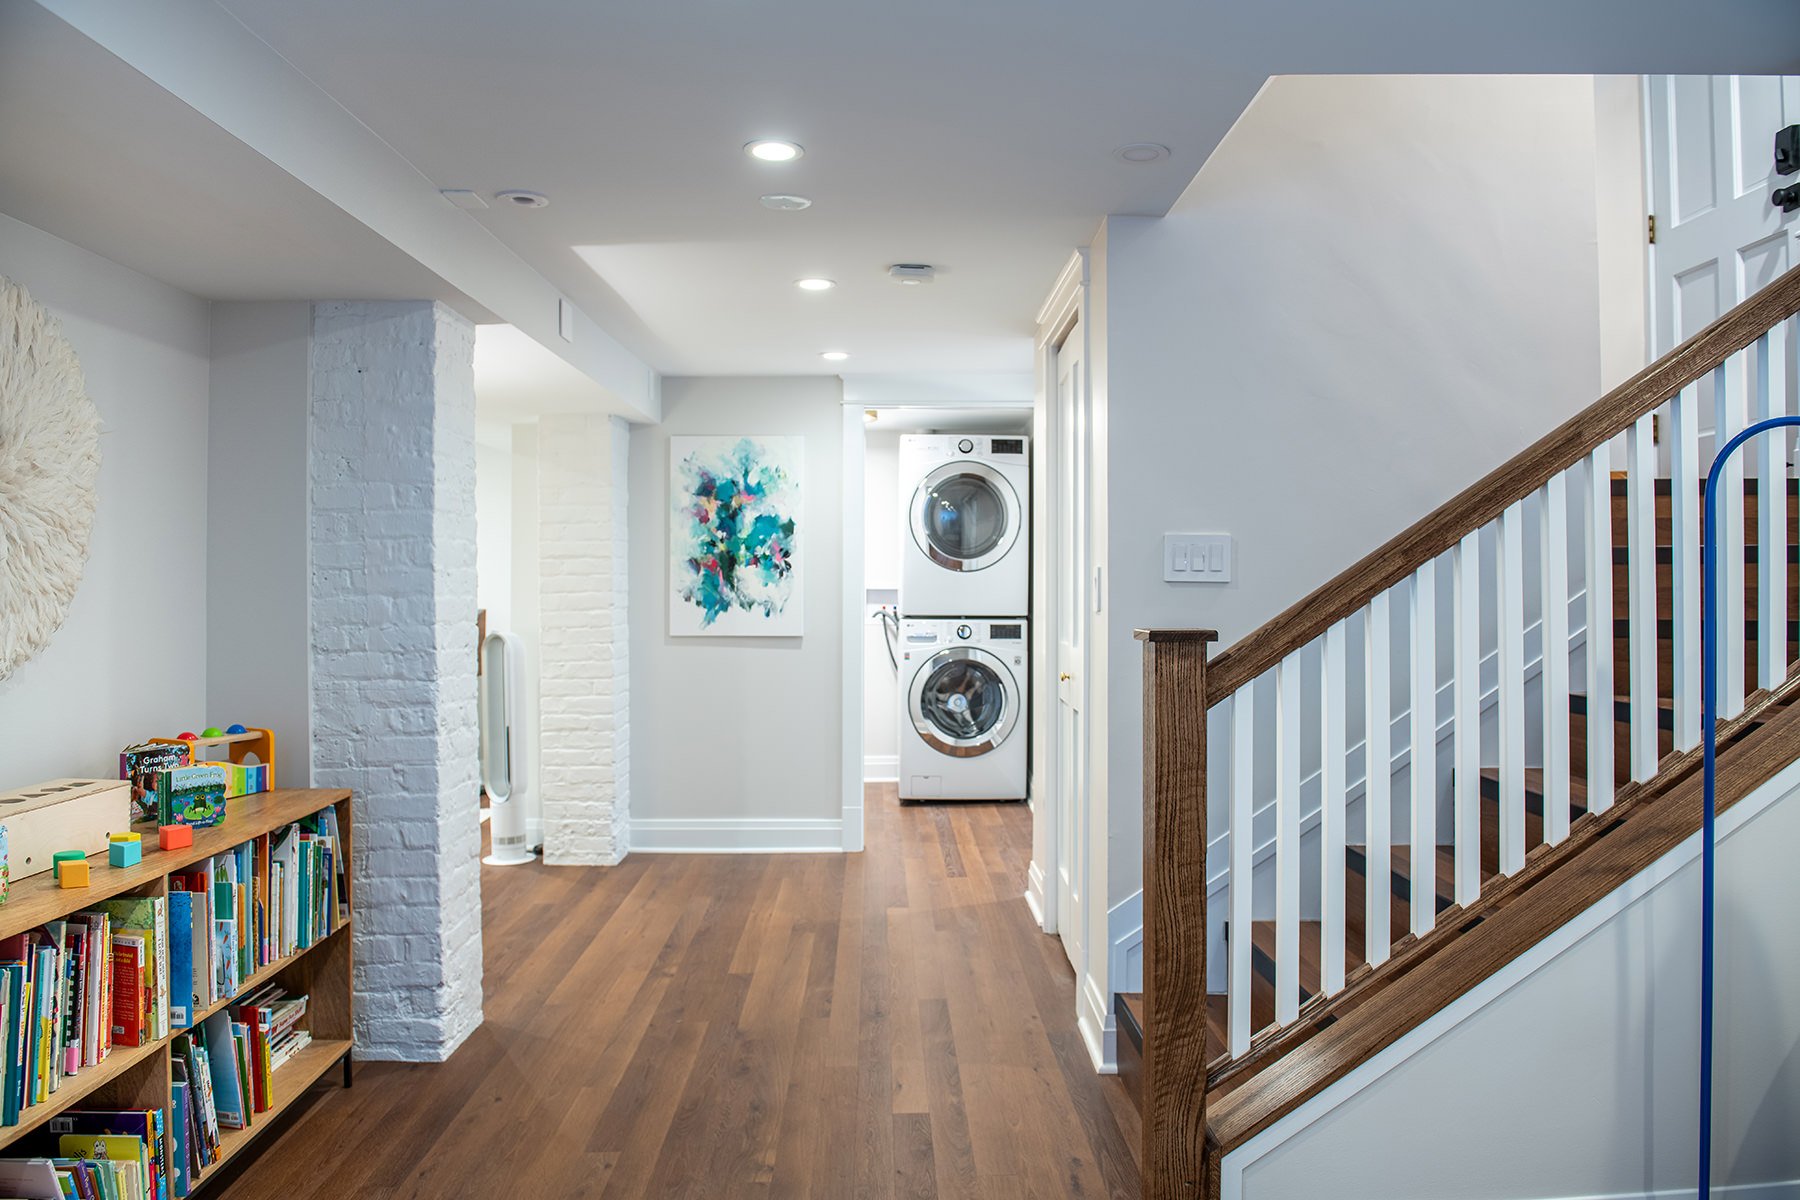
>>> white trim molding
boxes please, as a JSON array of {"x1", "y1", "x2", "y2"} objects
[
  {"x1": 632, "y1": 817, "x2": 845, "y2": 854},
  {"x1": 1077, "y1": 973, "x2": 1117, "y2": 1075},
  {"x1": 863, "y1": 754, "x2": 898, "y2": 782},
  {"x1": 1025, "y1": 859, "x2": 1051, "y2": 929},
  {"x1": 1108, "y1": 890, "x2": 1144, "y2": 996}
]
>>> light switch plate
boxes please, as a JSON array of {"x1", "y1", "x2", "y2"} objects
[{"x1": 1164, "y1": 533, "x2": 1232, "y2": 583}]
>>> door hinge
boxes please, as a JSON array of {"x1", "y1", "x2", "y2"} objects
[{"x1": 1647, "y1": 214, "x2": 1657, "y2": 245}]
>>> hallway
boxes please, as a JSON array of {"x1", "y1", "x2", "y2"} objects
[{"x1": 216, "y1": 787, "x2": 1140, "y2": 1198}]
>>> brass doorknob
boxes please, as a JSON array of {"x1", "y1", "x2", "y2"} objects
[{"x1": 1060, "y1": 673, "x2": 1071, "y2": 682}]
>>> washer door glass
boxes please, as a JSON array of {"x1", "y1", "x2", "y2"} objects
[
  {"x1": 913, "y1": 462, "x2": 1020, "y2": 571},
  {"x1": 922, "y1": 659, "x2": 1004, "y2": 743}
]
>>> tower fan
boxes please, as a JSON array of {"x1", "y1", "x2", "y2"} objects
[{"x1": 479, "y1": 630, "x2": 535, "y2": 865}]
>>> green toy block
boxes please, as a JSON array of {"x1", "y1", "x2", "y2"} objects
[
  {"x1": 53, "y1": 850, "x2": 87, "y2": 866},
  {"x1": 109, "y1": 840, "x2": 142, "y2": 868}
]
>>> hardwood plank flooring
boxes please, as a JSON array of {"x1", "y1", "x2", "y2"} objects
[{"x1": 216, "y1": 785, "x2": 1138, "y2": 1199}]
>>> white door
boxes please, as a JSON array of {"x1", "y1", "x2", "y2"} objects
[
  {"x1": 1053, "y1": 321, "x2": 1089, "y2": 975},
  {"x1": 1647, "y1": 75, "x2": 1800, "y2": 450}
]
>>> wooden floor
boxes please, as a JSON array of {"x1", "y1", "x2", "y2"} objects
[{"x1": 217, "y1": 785, "x2": 1140, "y2": 1198}]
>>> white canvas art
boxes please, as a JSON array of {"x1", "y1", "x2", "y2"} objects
[{"x1": 668, "y1": 435, "x2": 804, "y2": 637}]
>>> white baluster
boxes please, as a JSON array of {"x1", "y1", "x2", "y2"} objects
[
  {"x1": 1229, "y1": 684, "x2": 1255, "y2": 1058},
  {"x1": 1365, "y1": 590, "x2": 1393, "y2": 967},
  {"x1": 1275, "y1": 651, "x2": 1303, "y2": 1026},
  {"x1": 1453, "y1": 530, "x2": 1482, "y2": 906},
  {"x1": 1540, "y1": 473, "x2": 1572, "y2": 846},
  {"x1": 1717, "y1": 356, "x2": 1748, "y2": 718},
  {"x1": 1756, "y1": 326, "x2": 1790, "y2": 690},
  {"x1": 1321, "y1": 621, "x2": 1347, "y2": 997},
  {"x1": 1409, "y1": 561, "x2": 1438, "y2": 936},
  {"x1": 1587, "y1": 445, "x2": 1617, "y2": 814},
  {"x1": 1627, "y1": 414, "x2": 1659, "y2": 781},
  {"x1": 1671, "y1": 385, "x2": 1702, "y2": 751},
  {"x1": 1497, "y1": 501, "x2": 1526, "y2": 875}
]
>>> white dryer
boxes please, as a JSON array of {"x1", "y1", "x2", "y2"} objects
[
  {"x1": 899, "y1": 434, "x2": 1029, "y2": 617},
  {"x1": 898, "y1": 618, "x2": 1028, "y2": 802}
]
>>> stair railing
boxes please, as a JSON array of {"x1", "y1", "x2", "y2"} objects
[{"x1": 1137, "y1": 266, "x2": 1800, "y2": 1199}]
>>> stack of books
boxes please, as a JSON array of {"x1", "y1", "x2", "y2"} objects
[
  {"x1": 0, "y1": 897, "x2": 171, "y2": 1127},
  {"x1": 0, "y1": 1106, "x2": 167, "y2": 1199}
]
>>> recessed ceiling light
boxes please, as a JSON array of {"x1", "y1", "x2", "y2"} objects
[
  {"x1": 820, "y1": 351, "x2": 850, "y2": 362},
  {"x1": 495, "y1": 189, "x2": 550, "y2": 208},
  {"x1": 746, "y1": 140, "x2": 804, "y2": 163},
  {"x1": 1113, "y1": 143, "x2": 1171, "y2": 164},
  {"x1": 761, "y1": 194, "x2": 813, "y2": 211},
  {"x1": 795, "y1": 277, "x2": 836, "y2": 292}
]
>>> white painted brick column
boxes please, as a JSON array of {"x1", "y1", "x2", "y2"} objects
[
  {"x1": 538, "y1": 414, "x2": 631, "y2": 864},
  {"x1": 309, "y1": 301, "x2": 484, "y2": 1061}
]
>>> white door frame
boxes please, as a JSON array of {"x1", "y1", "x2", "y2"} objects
[
  {"x1": 1029, "y1": 250, "x2": 1090, "y2": 941},
  {"x1": 840, "y1": 401, "x2": 868, "y2": 851}
]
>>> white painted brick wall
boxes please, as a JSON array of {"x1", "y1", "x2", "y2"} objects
[
  {"x1": 309, "y1": 301, "x2": 484, "y2": 1062},
  {"x1": 538, "y1": 413, "x2": 631, "y2": 864}
]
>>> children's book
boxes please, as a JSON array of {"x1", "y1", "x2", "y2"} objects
[
  {"x1": 155, "y1": 767, "x2": 226, "y2": 830},
  {"x1": 165, "y1": 893, "x2": 192, "y2": 1030},
  {"x1": 119, "y1": 743, "x2": 190, "y2": 824},
  {"x1": 0, "y1": 1156, "x2": 61, "y2": 1199},
  {"x1": 198, "y1": 1013, "x2": 244, "y2": 1131}
]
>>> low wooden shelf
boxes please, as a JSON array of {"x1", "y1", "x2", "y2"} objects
[{"x1": 0, "y1": 788, "x2": 355, "y2": 1192}]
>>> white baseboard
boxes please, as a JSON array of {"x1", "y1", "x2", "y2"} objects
[
  {"x1": 632, "y1": 817, "x2": 845, "y2": 853},
  {"x1": 1078, "y1": 974, "x2": 1117, "y2": 1074},
  {"x1": 1025, "y1": 860, "x2": 1050, "y2": 930},
  {"x1": 863, "y1": 754, "x2": 899, "y2": 782}
]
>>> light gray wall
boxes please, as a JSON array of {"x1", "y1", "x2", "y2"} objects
[
  {"x1": 863, "y1": 431, "x2": 900, "y2": 775},
  {"x1": 1097, "y1": 75, "x2": 1615, "y2": 913},
  {"x1": 208, "y1": 301, "x2": 312, "y2": 787},
  {"x1": 1235, "y1": 764, "x2": 1800, "y2": 1199},
  {"x1": 0, "y1": 211, "x2": 211, "y2": 785},
  {"x1": 628, "y1": 376, "x2": 845, "y2": 841}
]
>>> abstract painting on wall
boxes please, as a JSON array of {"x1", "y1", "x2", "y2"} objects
[{"x1": 669, "y1": 435, "x2": 804, "y2": 636}]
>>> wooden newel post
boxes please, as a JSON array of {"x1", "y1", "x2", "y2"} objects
[{"x1": 1136, "y1": 628, "x2": 1218, "y2": 1200}]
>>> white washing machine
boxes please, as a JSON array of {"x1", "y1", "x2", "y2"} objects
[
  {"x1": 898, "y1": 618, "x2": 1029, "y2": 802},
  {"x1": 899, "y1": 434, "x2": 1029, "y2": 617}
]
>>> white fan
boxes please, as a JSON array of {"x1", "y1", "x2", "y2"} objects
[{"x1": 479, "y1": 631, "x2": 535, "y2": 866}]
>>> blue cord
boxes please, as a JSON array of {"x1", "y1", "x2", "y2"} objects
[{"x1": 1699, "y1": 415, "x2": 1800, "y2": 1200}]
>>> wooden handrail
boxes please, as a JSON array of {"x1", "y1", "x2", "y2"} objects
[
  {"x1": 1205, "y1": 265, "x2": 1800, "y2": 706},
  {"x1": 1137, "y1": 628, "x2": 1217, "y2": 1199}
]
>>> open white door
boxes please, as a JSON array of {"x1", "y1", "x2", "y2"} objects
[
  {"x1": 1052, "y1": 319, "x2": 1090, "y2": 976},
  {"x1": 1647, "y1": 75, "x2": 1800, "y2": 372}
]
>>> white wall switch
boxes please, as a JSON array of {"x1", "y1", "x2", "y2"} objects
[{"x1": 1164, "y1": 533, "x2": 1232, "y2": 583}]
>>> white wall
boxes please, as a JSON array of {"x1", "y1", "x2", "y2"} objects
[
  {"x1": 863, "y1": 431, "x2": 900, "y2": 778},
  {"x1": 628, "y1": 376, "x2": 846, "y2": 850},
  {"x1": 0, "y1": 212, "x2": 211, "y2": 786},
  {"x1": 208, "y1": 301, "x2": 311, "y2": 787},
  {"x1": 1095, "y1": 75, "x2": 1618, "y2": 931},
  {"x1": 475, "y1": 420, "x2": 514, "y2": 632},
  {"x1": 1230, "y1": 759, "x2": 1800, "y2": 1200}
]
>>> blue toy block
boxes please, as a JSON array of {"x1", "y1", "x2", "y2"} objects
[{"x1": 109, "y1": 839, "x2": 143, "y2": 868}]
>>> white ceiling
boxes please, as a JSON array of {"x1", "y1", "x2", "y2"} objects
[
  {"x1": 0, "y1": 5, "x2": 490, "y2": 318},
  {"x1": 204, "y1": 0, "x2": 1800, "y2": 380}
]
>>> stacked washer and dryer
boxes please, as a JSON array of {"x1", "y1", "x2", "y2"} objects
[{"x1": 895, "y1": 434, "x2": 1030, "y2": 802}]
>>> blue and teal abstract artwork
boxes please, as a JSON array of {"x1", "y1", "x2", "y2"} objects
[{"x1": 669, "y1": 435, "x2": 804, "y2": 636}]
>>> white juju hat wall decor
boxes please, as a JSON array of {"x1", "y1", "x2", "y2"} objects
[{"x1": 0, "y1": 275, "x2": 101, "y2": 682}]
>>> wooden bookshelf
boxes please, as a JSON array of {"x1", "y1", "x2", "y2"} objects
[{"x1": 0, "y1": 787, "x2": 354, "y2": 1192}]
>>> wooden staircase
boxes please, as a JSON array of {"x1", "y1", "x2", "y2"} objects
[{"x1": 1121, "y1": 266, "x2": 1800, "y2": 1199}]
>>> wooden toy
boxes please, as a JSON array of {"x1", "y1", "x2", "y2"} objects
[
  {"x1": 0, "y1": 780, "x2": 131, "y2": 880},
  {"x1": 158, "y1": 824, "x2": 195, "y2": 851},
  {"x1": 109, "y1": 839, "x2": 142, "y2": 868},
  {"x1": 56, "y1": 859, "x2": 89, "y2": 888},
  {"x1": 150, "y1": 727, "x2": 276, "y2": 798},
  {"x1": 177, "y1": 731, "x2": 198, "y2": 740},
  {"x1": 201, "y1": 727, "x2": 224, "y2": 739},
  {"x1": 53, "y1": 850, "x2": 87, "y2": 868},
  {"x1": 109, "y1": 831, "x2": 142, "y2": 843}
]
